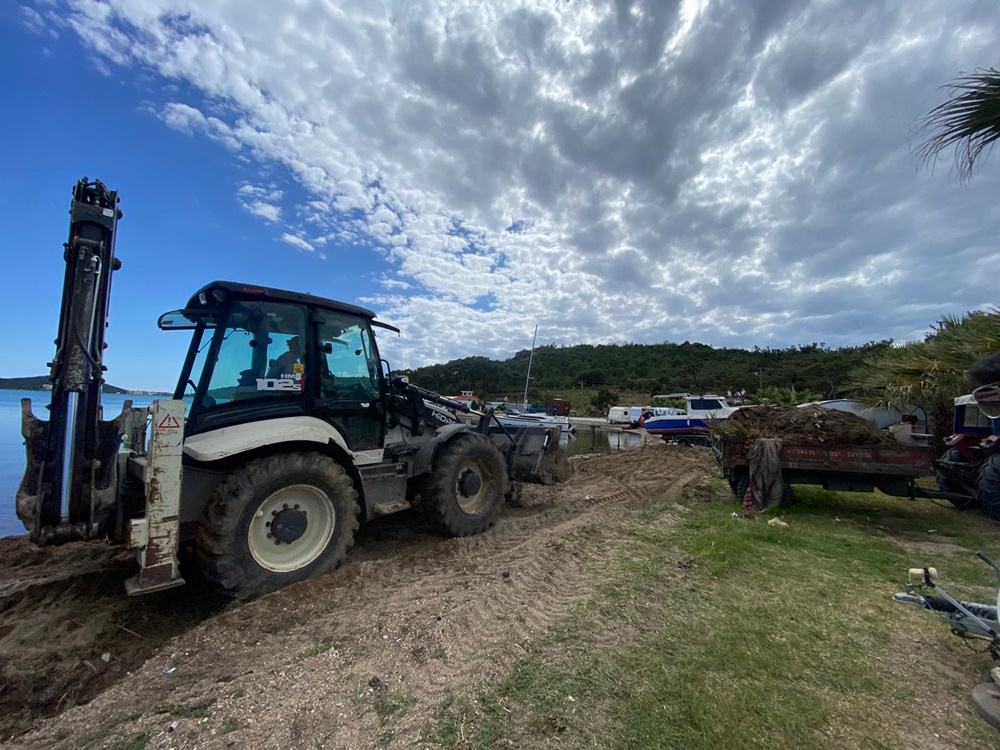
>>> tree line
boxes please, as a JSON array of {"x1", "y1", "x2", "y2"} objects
[{"x1": 395, "y1": 339, "x2": 895, "y2": 406}]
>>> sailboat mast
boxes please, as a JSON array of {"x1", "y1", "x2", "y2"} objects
[{"x1": 522, "y1": 324, "x2": 538, "y2": 411}]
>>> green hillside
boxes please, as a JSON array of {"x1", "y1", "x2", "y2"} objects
[{"x1": 396, "y1": 339, "x2": 893, "y2": 404}]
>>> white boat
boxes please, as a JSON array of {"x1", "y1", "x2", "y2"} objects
[
  {"x1": 496, "y1": 411, "x2": 575, "y2": 434},
  {"x1": 643, "y1": 394, "x2": 737, "y2": 441}
]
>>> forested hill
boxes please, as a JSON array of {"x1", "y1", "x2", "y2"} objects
[
  {"x1": 0, "y1": 376, "x2": 129, "y2": 394},
  {"x1": 396, "y1": 339, "x2": 894, "y2": 401}
]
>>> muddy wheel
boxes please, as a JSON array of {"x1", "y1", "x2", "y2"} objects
[
  {"x1": 977, "y1": 454, "x2": 1000, "y2": 522},
  {"x1": 195, "y1": 452, "x2": 360, "y2": 599},
  {"x1": 423, "y1": 433, "x2": 508, "y2": 537}
]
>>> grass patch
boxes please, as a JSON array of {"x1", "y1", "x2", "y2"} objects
[
  {"x1": 426, "y1": 482, "x2": 1000, "y2": 749},
  {"x1": 154, "y1": 697, "x2": 215, "y2": 720},
  {"x1": 107, "y1": 734, "x2": 150, "y2": 750},
  {"x1": 296, "y1": 640, "x2": 333, "y2": 662},
  {"x1": 220, "y1": 716, "x2": 239, "y2": 734}
]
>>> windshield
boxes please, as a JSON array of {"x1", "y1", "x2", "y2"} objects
[{"x1": 184, "y1": 301, "x2": 307, "y2": 411}]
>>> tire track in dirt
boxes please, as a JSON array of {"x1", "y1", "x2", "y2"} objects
[{"x1": 7, "y1": 444, "x2": 717, "y2": 750}]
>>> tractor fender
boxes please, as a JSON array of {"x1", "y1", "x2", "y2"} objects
[
  {"x1": 408, "y1": 422, "x2": 477, "y2": 476},
  {"x1": 183, "y1": 416, "x2": 384, "y2": 466}
]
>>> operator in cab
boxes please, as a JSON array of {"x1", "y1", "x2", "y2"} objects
[{"x1": 268, "y1": 336, "x2": 303, "y2": 379}]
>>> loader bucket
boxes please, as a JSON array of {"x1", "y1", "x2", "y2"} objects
[{"x1": 486, "y1": 423, "x2": 573, "y2": 485}]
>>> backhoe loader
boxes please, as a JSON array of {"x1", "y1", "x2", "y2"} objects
[{"x1": 16, "y1": 178, "x2": 570, "y2": 598}]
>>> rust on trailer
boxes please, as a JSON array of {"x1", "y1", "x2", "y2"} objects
[{"x1": 717, "y1": 438, "x2": 935, "y2": 477}]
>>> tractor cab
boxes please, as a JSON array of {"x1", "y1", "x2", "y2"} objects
[{"x1": 158, "y1": 281, "x2": 399, "y2": 452}]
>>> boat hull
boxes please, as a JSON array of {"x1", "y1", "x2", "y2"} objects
[{"x1": 643, "y1": 416, "x2": 710, "y2": 436}]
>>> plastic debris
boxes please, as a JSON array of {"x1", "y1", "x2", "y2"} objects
[
  {"x1": 767, "y1": 518, "x2": 789, "y2": 529},
  {"x1": 100, "y1": 652, "x2": 111, "y2": 663},
  {"x1": 165, "y1": 667, "x2": 177, "y2": 675}
]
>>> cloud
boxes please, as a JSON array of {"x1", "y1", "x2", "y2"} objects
[
  {"x1": 52, "y1": 0, "x2": 1000, "y2": 369},
  {"x1": 280, "y1": 233, "x2": 314, "y2": 253}
]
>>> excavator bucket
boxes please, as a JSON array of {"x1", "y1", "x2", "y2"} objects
[{"x1": 485, "y1": 422, "x2": 573, "y2": 485}]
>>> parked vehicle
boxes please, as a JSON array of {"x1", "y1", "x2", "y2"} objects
[
  {"x1": 714, "y1": 435, "x2": 939, "y2": 505},
  {"x1": 16, "y1": 178, "x2": 570, "y2": 599},
  {"x1": 715, "y1": 387, "x2": 1000, "y2": 513},
  {"x1": 936, "y1": 389, "x2": 1000, "y2": 516},
  {"x1": 606, "y1": 406, "x2": 630, "y2": 424}
]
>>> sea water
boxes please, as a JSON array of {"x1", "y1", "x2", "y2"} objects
[{"x1": 0, "y1": 390, "x2": 157, "y2": 538}]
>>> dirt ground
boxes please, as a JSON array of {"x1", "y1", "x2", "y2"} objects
[{"x1": 0, "y1": 442, "x2": 715, "y2": 749}]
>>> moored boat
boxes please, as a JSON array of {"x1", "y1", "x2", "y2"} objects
[
  {"x1": 497, "y1": 411, "x2": 575, "y2": 434},
  {"x1": 643, "y1": 394, "x2": 737, "y2": 441}
]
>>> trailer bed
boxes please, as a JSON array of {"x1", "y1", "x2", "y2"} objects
[{"x1": 714, "y1": 437, "x2": 938, "y2": 498}]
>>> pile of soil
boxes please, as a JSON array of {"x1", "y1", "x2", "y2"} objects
[{"x1": 711, "y1": 405, "x2": 898, "y2": 445}]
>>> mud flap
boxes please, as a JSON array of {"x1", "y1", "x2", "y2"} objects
[{"x1": 485, "y1": 423, "x2": 573, "y2": 485}]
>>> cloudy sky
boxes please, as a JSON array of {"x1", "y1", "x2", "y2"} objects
[{"x1": 3, "y1": 0, "x2": 998, "y2": 392}]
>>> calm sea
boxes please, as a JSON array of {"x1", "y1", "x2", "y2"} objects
[{"x1": 0, "y1": 391, "x2": 644, "y2": 538}]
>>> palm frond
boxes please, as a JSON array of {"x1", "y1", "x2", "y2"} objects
[{"x1": 914, "y1": 68, "x2": 1000, "y2": 184}]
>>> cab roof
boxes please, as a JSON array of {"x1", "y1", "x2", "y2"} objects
[{"x1": 186, "y1": 280, "x2": 400, "y2": 332}]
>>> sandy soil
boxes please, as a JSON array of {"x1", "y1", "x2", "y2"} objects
[{"x1": 0, "y1": 442, "x2": 715, "y2": 749}]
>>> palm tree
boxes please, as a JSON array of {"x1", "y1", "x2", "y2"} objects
[
  {"x1": 914, "y1": 67, "x2": 1000, "y2": 183},
  {"x1": 845, "y1": 310, "x2": 1000, "y2": 435}
]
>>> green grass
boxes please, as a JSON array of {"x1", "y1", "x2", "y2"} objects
[
  {"x1": 296, "y1": 640, "x2": 333, "y2": 662},
  {"x1": 425, "y1": 481, "x2": 1000, "y2": 749},
  {"x1": 153, "y1": 697, "x2": 216, "y2": 720}
]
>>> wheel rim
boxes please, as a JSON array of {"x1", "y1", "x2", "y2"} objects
[
  {"x1": 248, "y1": 484, "x2": 336, "y2": 573},
  {"x1": 455, "y1": 456, "x2": 494, "y2": 515}
]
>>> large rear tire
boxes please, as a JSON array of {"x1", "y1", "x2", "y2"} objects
[
  {"x1": 195, "y1": 452, "x2": 360, "y2": 599},
  {"x1": 423, "y1": 433, "x2": 507, "y2": 537},
  {"x1": 977, "y1": 454, "x2": 1000, "y2": 522}
]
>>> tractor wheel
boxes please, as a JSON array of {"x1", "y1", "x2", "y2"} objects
[
  {"x1": 195, "y1": 452, "x2": 360, "y2": 599},
  {"x1": 423, "y1": 433, "x2": 508, "y2": 537},
  {"x1": 976, "y1": 454, "x2": 1000, "y2": 523}
]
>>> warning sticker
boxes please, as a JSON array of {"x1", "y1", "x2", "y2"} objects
[{"x1": 157, "y1": 415, "x2": 182, "y2": 429}]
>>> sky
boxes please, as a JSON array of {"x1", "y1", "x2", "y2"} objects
[{"x1": 2, "y1": 0, "x2": 998, "y2": 393}]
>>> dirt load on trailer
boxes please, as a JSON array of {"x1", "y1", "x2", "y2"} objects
[{"x1": 712, "y1": 405, "x2": 939, "y2": 501}]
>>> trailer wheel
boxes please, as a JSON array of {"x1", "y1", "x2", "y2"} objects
[
  {"x1": 736, "y1": 474, "x2": 794, "y2": 509},
  {"x1": 977, "y1": 454, "x2": 1000, "y2": 523},
  {"x1": 423, "y1": 433, "x2": 507, "y2": 537},
  {"x1": 936, "y1": 449, "x2": 978, "y2": 508},
  {"x1": 195, "y1": 452, "x2": 360, "y2": 599}
]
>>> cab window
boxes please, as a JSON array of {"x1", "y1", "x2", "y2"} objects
[
  {"x1": 319, "y1": 315, "x2": 380, "y2": 403},
  {"x1": 185, "y1": 302, "x2": 307, "y2": 410}
]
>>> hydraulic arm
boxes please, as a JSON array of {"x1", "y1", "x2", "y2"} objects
[{"x1": 17, "y1": 178, "x2": 129, "y2": 543}]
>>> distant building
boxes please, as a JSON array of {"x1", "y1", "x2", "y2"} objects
[
  {"x1": 450, "y1": 390, "x2": 478, "y2": 407},
  {"x1": 545, "y1": 398, "x2": 572, "y2": 416}
]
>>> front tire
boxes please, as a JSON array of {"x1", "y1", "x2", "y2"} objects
[
  {"x1": 195, "y1": 452, "x2": 360, "y2": 599},
  {"x1": 423, "y1": 433, "x2": 508, "y2": 537}
]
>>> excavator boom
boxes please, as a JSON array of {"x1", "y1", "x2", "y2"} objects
[{"x1": 17, "y1": 178, "x2": 129, "y2": 543}]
